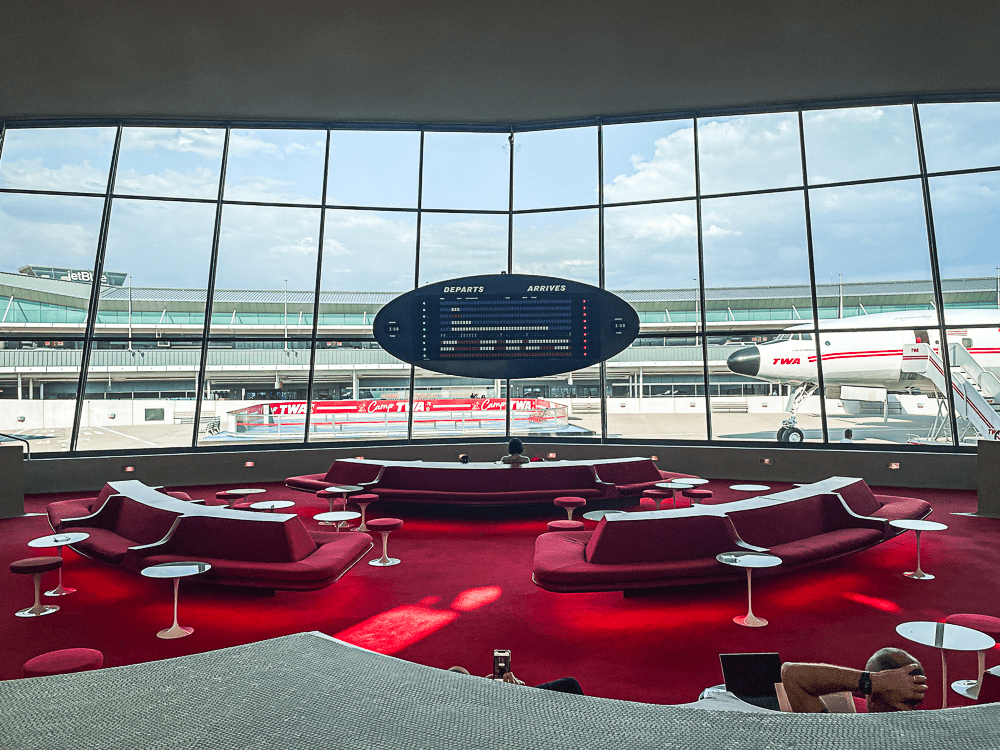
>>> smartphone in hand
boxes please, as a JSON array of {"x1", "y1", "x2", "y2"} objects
[{"x1": 493, "y1": 649, "x2": 511, "y2": 678}]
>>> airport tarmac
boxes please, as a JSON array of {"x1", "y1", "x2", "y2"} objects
[{"x1": 3, "y1": 411, "x2": 960, "y2": 455}]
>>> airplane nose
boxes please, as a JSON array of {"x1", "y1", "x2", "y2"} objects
[{"x1": 727, "y1": 346, "x2": 760, "y2": 377}]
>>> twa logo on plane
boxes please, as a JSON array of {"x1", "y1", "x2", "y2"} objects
[{"x1": 773, "y1": 358, "x2": 801, "y2": 365}]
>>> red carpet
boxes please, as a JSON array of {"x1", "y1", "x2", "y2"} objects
[{"x1": 2, "y1": 481, "x2": 998, "y2": 709}]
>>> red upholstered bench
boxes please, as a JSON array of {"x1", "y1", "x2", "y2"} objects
[
  {"x1": 593, "y1": 459, "x2": 698, "y2": 496},
  {"x1": 23, "y1": 648, "x2": 104, "y2": 678},
  {"x1": 835, "y1": 480, "x2": 932, "y2": 524},
  {"x1": 46, "y1": 484, "x2": 120, "y2": 531},
  {"x1": 533, "y1": 513, "x2": 760, "y2": 593},
  {"x1": 59, "y1": 495, "x2": 184, "y2": 570},
  {"x1": 286, "y1": 459, "x2": 385, "y2": 494},
  {"x1": 724, "y1": 494, "x2": 887, "y2": 567},
  {"x1": 140, "y1": 513, "x2": 373, "y2": 590}
]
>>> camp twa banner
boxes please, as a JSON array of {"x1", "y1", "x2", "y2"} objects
[{"x1": 236, "y1": 398, "x2": 556, "y2": 417}]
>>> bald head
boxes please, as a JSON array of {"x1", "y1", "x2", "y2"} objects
[{"x1": 866, "y1": 648, "x2": 923, "y2": 675}]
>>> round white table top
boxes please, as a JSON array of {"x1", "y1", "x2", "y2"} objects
[
  {"x1": 896, "y1": 621, "x2": 996, "y2": 652},
  {"x1": 250, "y1": 500, "x2": 295, "y2": 511},
  {"x1": 225, "y1": 488, "x2": 266, "y2": 496},
  {"x1": 314, "y1": 511, "x2": 361, "y2": 523},
  {"x1": 141, "y1": 561, "x2": 212, "y2": 579},
  {"x1": 656, "y1": 481, "x2": 694, "y2": 490},
  {"x1": 677, "y1": 478, "x2": 709, "y2": 486},
  {"x1": 716, "y1": 551, "x2": 782, "y2": 569},
  {"x1": 730, "y1": 484, "x2": 770, "y2": 492},
  {"x1": 28, "y1": 532, "x2": 90, "y2": 548},
  {"x1": 323, "y1": 485, "x2": 363, "y2": 494},
  {"x1": 583, "y1": 510, "x2": 627, "y2": 521},
  {"x1": 890, "y1": 519, "x2": 948, "y2": 532}
]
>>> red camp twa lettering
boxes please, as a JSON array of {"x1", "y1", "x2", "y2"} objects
[{"x1": 773, "y1": 358, "x2": 801, "y2": 365}]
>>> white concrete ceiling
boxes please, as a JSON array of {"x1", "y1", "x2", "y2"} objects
[{"x1": 2, "y1": 0, "x2": 1000, "y2": 125}]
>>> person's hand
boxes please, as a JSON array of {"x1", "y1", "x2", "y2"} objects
[
  {"x1": 870, "y1": 664, "x2": 928, "y2": 710},
  {"x1": 501, "y1": 671, "x2": 526, "y2": 685}
]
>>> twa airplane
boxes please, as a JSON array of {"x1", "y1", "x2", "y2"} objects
[{"x1": 726, "y1": 309, "x2": 1000, "y2": 442}]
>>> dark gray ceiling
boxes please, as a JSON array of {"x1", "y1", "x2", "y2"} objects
[{"x1": 3, "y1": 0, "x2": 1000, "y2": 126}]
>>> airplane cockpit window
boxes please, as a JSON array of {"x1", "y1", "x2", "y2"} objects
[{"x1": 801, "y1": 333, "x2": 813, "y2": 340}]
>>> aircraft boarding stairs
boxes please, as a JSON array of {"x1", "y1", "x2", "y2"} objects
[{"x1": 901, "y1": 343, "x2": 1000, "y2": 441}]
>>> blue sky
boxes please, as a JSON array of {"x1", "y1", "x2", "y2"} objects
[{"x1": 2, "y1": 102, "x2": 1000, "y2": 302}]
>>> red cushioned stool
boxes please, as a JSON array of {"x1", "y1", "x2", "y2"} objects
[
  {"x1": 945, "y1": 613, "x2": 1000, "y2": 700},
  {"x1": 23, "y1": 648, "x2": 104, "y2": 678},
  {"x1": 367, "y1": 518, "x2": 403, "y2": 567},
  {"x1": 683, "y1": 489, "x2": 713, "y2": 505},
  {"x1": 554, "y1": 496, "x2": 586, "y2": 521},
  {"x1": 641, "y1": 489, "x2": 675, "y2": 510},
  {"x1": 547, "y1": 520, "x2": 585, "y2": 532},
  {"x1": 349, "y1": 493, "x2": 379, "y2": 532},
  {"x1": 316, "y1": 489, "x2": 348, "y2": 514},
  {"x1": 10, "y1": 557, "x2": 62, "y2": 618}
]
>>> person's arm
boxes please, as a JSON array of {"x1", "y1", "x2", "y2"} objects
[{"x1": 781, "y1": 662, "x2": 927, "y2": 713}]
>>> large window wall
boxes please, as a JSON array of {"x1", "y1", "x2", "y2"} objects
[{"x1": 2, "y1": 99, "x2": 1000, "y2": 454}]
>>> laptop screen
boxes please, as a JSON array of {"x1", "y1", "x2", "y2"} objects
[{"x1": 719, "y1": 652, "x2": 782, "y2": 707}]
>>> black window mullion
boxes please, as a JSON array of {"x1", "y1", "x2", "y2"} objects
[
  {"x1": 913, "y1": 104, "x2": 961, "y2": 447},
  {"x1": 191, "y1": 128, "x2": 231, "y2": 448},
  {"x1": 303, "y1": 130, "x2": 332, "y2": 445},
  {"x1": 693, "y1": 118, "x2": 713, "y2": 442},
  {"x1": 598, "y1": 123, "x2": 608, "y2": 443},
  {"x1": 407, "y1": 131, "x2": 425, "y2": 443},
  {"x1": 506, "y1": 129, "x2": 515, "y2": 438},
  {"x1": 70, "y1": 125, "x2": 122, "y2": 453},
  {"x1": 798, "y1": 111, "x2": 829, "y2": 444}
]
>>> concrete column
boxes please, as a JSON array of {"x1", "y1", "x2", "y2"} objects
[
  {"x1": 352, "y1": 370, "x2": 359, "y2": 400},
  {"x1": 0, "y1": 444, "x2": 25, "y2": 518},
  {"x1": 17, "y1": 372, "x2": 22, "y2": 400},
  {"x1": 28, "y1": 379, "x2": 33, "y2": 400},
  {"x1": 39, "y1": 381, "x2": 44, "y2": 400}
]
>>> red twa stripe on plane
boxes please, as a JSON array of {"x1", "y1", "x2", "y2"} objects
[{"x1": 807, "y1": 349, "x2": 903, "y2": 363}]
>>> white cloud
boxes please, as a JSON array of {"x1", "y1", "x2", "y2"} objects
[
  {"x1": 115, "y1": 167, "x2": 220, "y2": 200},
  {"x1": 0, "y1": 159, "x2": 109, "y2": 193},
  {"x1": 120, "y1": 128, "x2": 225, "y2": 159},
  {"x1": 604, "y1": 129, "x2": 696, "y2": 204}
]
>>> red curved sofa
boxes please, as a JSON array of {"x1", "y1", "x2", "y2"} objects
[
  {"x1": 532, "y1": 478, "x2": 931, "y2": 593},
  {"x1": 53, "y1": 480, "x2": 372, "y2": 591},
  {"x1": 286, "y1": 457, "x2": 693, "y2": 505},
  {"x1": 47, "y1": 482, "x2": 206, "y2": 531}
]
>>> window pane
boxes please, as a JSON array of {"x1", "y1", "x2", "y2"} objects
[
  {"x1": 930, "y1": 171, "x2": 1000, "y2": 325},
  {"x1": 605, "y1": 201, "x2": 698, "y2": 299},
  {"x1": 0, "y1": 192, "x2": 105, "y2": 333},
  {"x1": 418, "y1": 212, "x2": 508, "y2": 286},
  {"x1": 803, "y1": 105, "x2": 919, "y2": 185},
  {"x1": 98, "y1": 199, "x2": 217, "y2": 333},
  {"x1": 422, "y1": 132, "x2": 510, "y2": 210},
  {"x1": 224, "y1": 129, "x2": 326, "y2": 204},
  {"x1": 810, "y1": 181, "x2": 933, "y2": 326},
  {"x1": 701, "y1": 192, "x2": 813, "y2": 325},
  {"x1": 817, "y1": 327, "x2": 945, "y2": 446},
  {"x1": 512, "y1": 209, "x2": 598, "y2": 285},
  {"x1": 0, "y1": 127, "x2": 115, "y2": 193},
  {"x1": 210, "y1": 205, "x2": 321, "y2": 336},
  {"x1": 320, "y1": 209, "x2": 416, "y2": 297},
  {"x1": 327, "y1": 131, "x2": 420, "y2": 208},
  {"x1": 510, "y1": 366, "x2": 600, "y2": 440},
  {"x1": 513, "y1": 127, "x2": 598, "y2": 209},
  {"x1": 606, "y1": 337, "x2": 708, "y2": 441},
  {"x1": 603, "y1": 119, "x2": 695, "y2": 204},
  {"x1": 0, "y1": 341, "x2": 81, "y2": 454},
  {"x1": 81, "y1": 341, "x2": 199, "y2": 450},
  {"x1": 919, "y1": 102, "x2": 1000, "y2": 173},
  {"x1": 196, "y1": 339, "x2": 312, "y2": 446},
  {"x1": 309, "y1": 339, "x2": 413, "y2": 444},
  {"x1": 116, "y1": 128, "x2": 225, "y2": 199},
  {"x1": 698, "y1": 112, "x2": 802, "y2": 195}
]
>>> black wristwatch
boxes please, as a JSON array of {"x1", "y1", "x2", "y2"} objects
[{"x1": 858, "y1": 671, "x2": 873, "y2": 696}]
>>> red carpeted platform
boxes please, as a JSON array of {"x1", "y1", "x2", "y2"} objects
[{"x1": 1, "y1": 481, "x2": 997, "y2": 710}]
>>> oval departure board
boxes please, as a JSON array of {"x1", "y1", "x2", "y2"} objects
[{"x1": 373, "y1": 274, "x2": 639, "y2": 378}]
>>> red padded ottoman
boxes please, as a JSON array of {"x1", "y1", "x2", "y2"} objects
[
  {"x1": 554, "y1": 496, "x2": 587, "y2": 521},
  {"x1": 367, "y1": 518, "x2": 403, "y2": 567},
  {"x1": 547, "y1": 520, "x2": 585, "y2": 532},
  {"x1": 23, "y1": 648, "x2": 104, "y2": 678}
]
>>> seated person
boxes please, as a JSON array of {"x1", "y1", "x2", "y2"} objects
[
  {"x1": 500, "y1": 438, "x2": 531, "y2": 465},
  {"x1": 448, "y1": 666, "x2": 583, "y2": 695},
  {"x1": 780, "y1": 648, "x2": 927, "y2": 712}
]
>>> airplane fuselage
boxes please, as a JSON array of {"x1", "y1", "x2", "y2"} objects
[{"x1": 727, "y1": 309, "x2": 1000, "y2": 392}]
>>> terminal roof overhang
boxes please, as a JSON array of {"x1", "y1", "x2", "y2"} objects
[{"x1": 2, "y1": 2, "x2": 1000, "y2": 126}]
